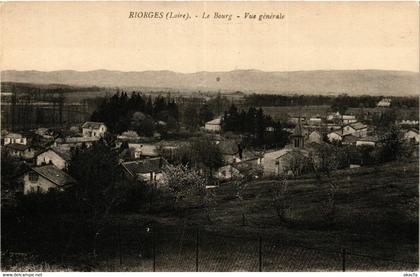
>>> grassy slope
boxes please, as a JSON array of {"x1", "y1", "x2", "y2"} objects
[
  {"x1": 4, "y1": 161, "x2": 417, "y2": 271},
  {"x1": 146, "y1": 161, "x2": 419, "y2": 263},
  {"x1": 93, "y1": 160, "x2": 418, "y2": 271}
]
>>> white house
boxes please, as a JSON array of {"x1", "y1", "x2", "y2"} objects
[
  {"x1": 342, "y1": 115, "x2": 357, "y2": 124},
  {"x1": 307, "y1": 131, "x2": 322, "y2": 144},
  {"x1": 404, "y1": 129, "x2": 419, "y2": 144},
  {"x1": 205, "y1": 118, "x2": 222, "y2": 132},
  {"x1": 36, "y1": 147, "x2": 71, "y2": 170},
  {"x1": 3, "y1": 133, "x2": 27, "y2": 145},
  {"x1": 23, "y1": 165, "x2": 76, "y2": 194},
  {"x1": 82, "y1": 121, "x2": 107, "y2": 138},
  {"x1": 377, "y1": 98, "x2": 391, "y2": 108}
]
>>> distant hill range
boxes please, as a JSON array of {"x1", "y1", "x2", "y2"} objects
[{"x1": 1, "y1": 69, "x2": 418, "y2": 96}]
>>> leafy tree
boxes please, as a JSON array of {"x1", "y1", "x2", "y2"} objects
[
  {"x1": 189, "y1": 137, "x2": 224, "y2": 175},
  {"x1": 379, "y1": 125, "x2": 404, "y2": 162},
  {"x1": 183, "y1": 104, "x2": 200, "y2": 131},
  {"x1": 68, "y1": 140, "x2": 121, "y2": 219},
  {"x1": 198, "y1": 104, "x2": 214, "y2": 125},
  {"x1": 162, "y1": 164, "x2": 209, "y2": 218}
]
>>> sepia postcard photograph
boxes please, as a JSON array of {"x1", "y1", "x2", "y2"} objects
[{"x1": 0, "y1": 1, "x2": 419, "y2": 274}]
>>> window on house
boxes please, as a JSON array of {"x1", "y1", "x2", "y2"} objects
[{"x1": 29, "y1": 172, "x2": 39, "y2": 182}]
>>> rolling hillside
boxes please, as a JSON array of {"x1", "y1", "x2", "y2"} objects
[{"x1": 2, "y1": 69, "x2": 418, "y2": 96}]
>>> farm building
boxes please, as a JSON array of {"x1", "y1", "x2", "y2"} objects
[
  {"x1": 82, "y1": 121, "x2": 107, "y2": 138},
  {"x1": 121, "y1": 157, "x2": 167, "y2": 184},
  {"x1": 36, "y1": 147, "x2": 71, "y2": 170},
  {"x1": 205, "y1": 118, "x2": 222, "y2": 132},
  {"x1": 343, "y1": 122, "x2": 368, "y2": 138},
  {"x1": 22, "y1": 165, "x2": 76, "y2": 195}
]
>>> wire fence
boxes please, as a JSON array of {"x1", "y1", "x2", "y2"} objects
[{"x1": 2, "y1": 224, "x2": 418, "y2": 272}]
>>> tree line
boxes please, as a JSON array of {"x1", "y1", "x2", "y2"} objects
[
  {"x1": 91, "y1": 91, "x2": 179, "y2": 136},
  {"x1": 245, "y1": 93, "x2": 419, "y2": 108},
  {"x1": 222, "y1": 104, "x2": 290, "y2": 148}
]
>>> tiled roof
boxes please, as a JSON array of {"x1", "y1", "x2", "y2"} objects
[
  {"x1": 5, "y1": 143, "x2": 29, "y2": 151},
  {"x1": 4, "y1": 133, "x2": 23, "y2": 139},
  {"x1": 31, "y1": 165, "x2": 76, "y2": 187},
  {"x1": 56, "y1": 136, "x2": 100, "y2": 144},
  {"x1": 347, "y1": 122, "x2": 368, "y2": 130},
  {"x1": 122, "y1": 158, "x2": 165, "y2": 176},
  {"x1": 82, "y1": 121, "x2": 105, "y2": 129},
  {"x1": 206, "y1": 118, "x2": 222, "y2": 125},
  {"x1": 50, "y1": 147, "x2": 71, "y2": 161}
]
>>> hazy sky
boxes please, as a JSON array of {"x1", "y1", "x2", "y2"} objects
[{"x1": 1, "y1": 2, "x2": 418, "y2": 73}]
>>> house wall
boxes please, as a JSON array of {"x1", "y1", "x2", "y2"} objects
[
  {"x1": 4, "y1": 137, "x2": 27, "y2": 145},
  {"x1": 36, "y1": 150, "x2": 67, "y2": 169},
  {"x1": 328, "y1": 132, "x2": 342, "y2": 142},
  {"x1": 263, "y1": 156, "x2": 286, "y2": 176},
  {"x1": 82, "y1": 125, "x2": 106, "y2": 138},
  {"x1": 138, "y1": 172, "x2": 163, "y2": 183},
  {"x1": 356, "y1": 141, "x2": 376, "y2": 147},
  {"x1": 23, "y1": 173, "x2": 60, "y2": 194},
  {"x1": 205, "y1": 124, "x2": 221, "y2": 132},
  {"x1": 308, "y1": 132, "x2": 322, "y2": 144}
]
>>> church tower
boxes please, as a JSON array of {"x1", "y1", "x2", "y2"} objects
[{"x1": 292, "y1": 118, "x2": 304, "y2": 148}]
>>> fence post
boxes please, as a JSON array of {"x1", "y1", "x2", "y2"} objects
[
  {"x1": 153, "y1": 226, "x2": 156, "y2": 272},
  {"x1": 118, "y1": 223, "x2": 122, "y2": 266},
  {"x1": 195, "y1": 228, "x2": 199, "y2": 272},
  {"x1": 259, "y1": 236, "x2": 262, "y2": 272},
  {"x1": 342, "y1": 248, "x2": 346, "y2": 272}
]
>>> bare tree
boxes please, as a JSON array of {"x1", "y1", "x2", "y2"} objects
[{"x1": 272, "y1": 174, "x2": 289, "y2": 223}]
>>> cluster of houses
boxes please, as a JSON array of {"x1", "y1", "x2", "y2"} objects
[
  {"x1": 1, "y1": 121, "x2": 107, "y2": 195},
  {"x1": 2, "y1": 104, "x2": 419, "y2": 196}
]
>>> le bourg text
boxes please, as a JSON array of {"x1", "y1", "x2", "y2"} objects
[{"x1": 128, "y1": 11, "x2": 286, "y2": 21}]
